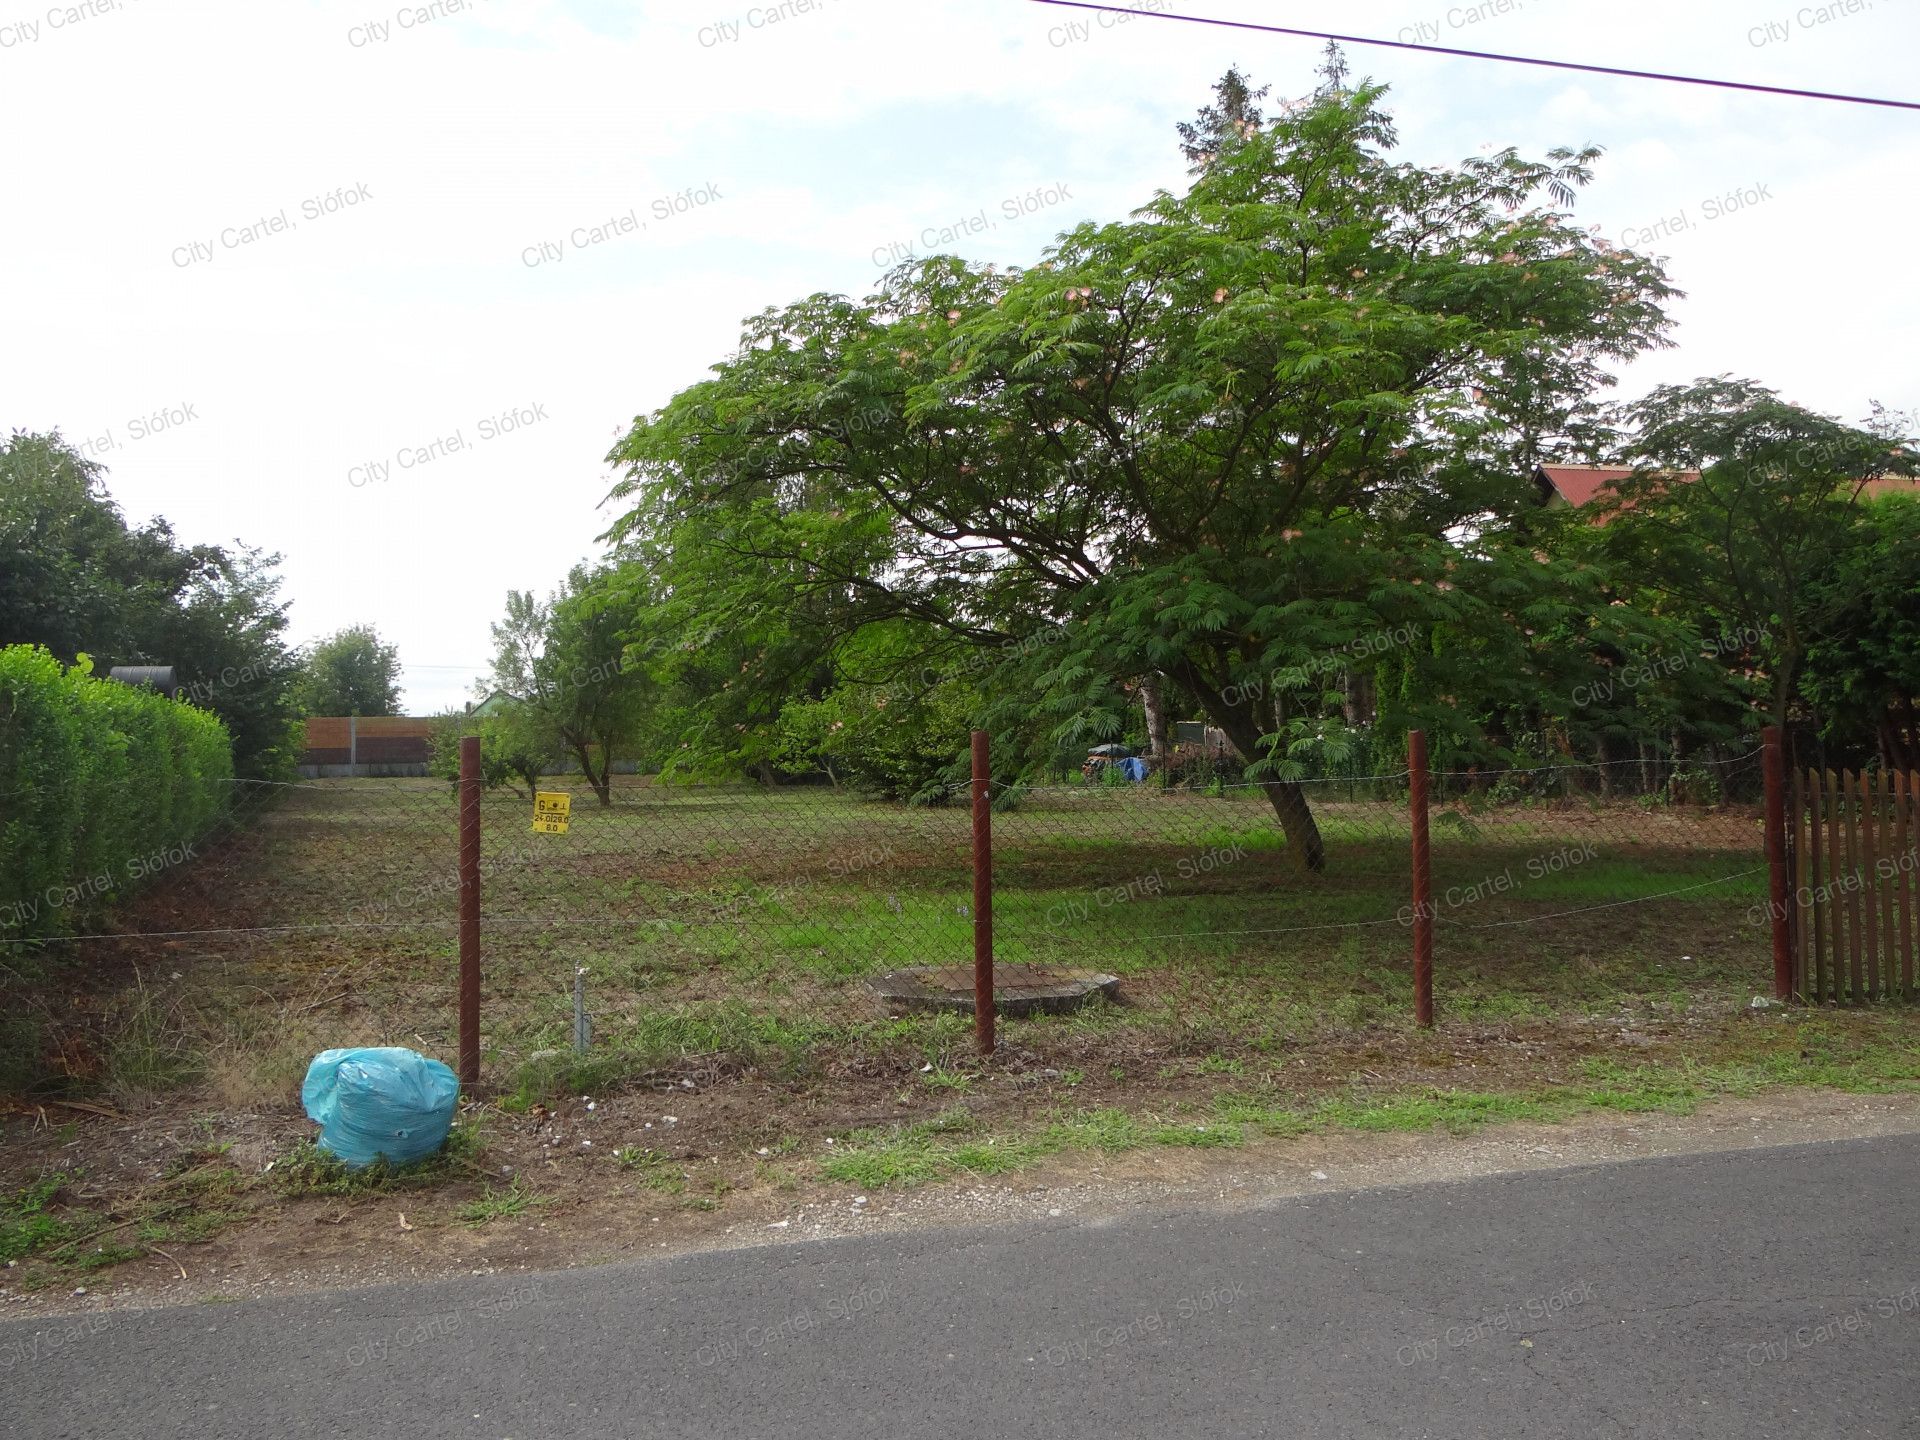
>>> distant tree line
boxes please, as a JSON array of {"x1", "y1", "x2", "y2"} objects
[{"x1": 1, "y1": 430, "x2": 413, "y2": 780}]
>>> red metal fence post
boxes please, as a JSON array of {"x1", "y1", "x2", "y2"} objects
[
  {"x1": 458, "y1": 734, "x2": 482, "y2": 1090},
  {"x1": 1409, "y1": 728, "x2": 1435, "y2": 1028},
  {"x1": 1762, "y1": 725, "x2": 1794, "y2": 1002},
  {"x1": 971, "y1": 729, "x2": 996, "y2": 1055}
]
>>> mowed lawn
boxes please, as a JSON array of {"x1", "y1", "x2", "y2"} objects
[{"x1": 112, "y1": 775, "x2": 1773, "y2": 1102}]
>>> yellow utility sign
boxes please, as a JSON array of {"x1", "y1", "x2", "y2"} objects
[{"x1": 532, "y1": 791, "x2": 572, "y2": 834}]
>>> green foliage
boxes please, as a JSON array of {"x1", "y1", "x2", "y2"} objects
[
  {"x1": 0, "y1": 431, "x2": 301, "y2": 780},
  {"x1": 772, "y1": 631, "x2": 978, "y2": 799},
  {"x1": 0, "y1": 1010, "x2": 43, "y2": 1093},
  {"x1": 613, "y1": 1146, "x2": 687, "y2": 1193},
  {"x1": 1802, "y1": 493, "x2": 1920, "y2": 754},
  {"x1": 296, "y1": 624, "x2": 404, "y2": 717},
  {"x1": 275, "y1": 1120, "x2": 481, "y2": 1196},
  {"x1": 605, "y1": 59, "x2": 1679, "y2": 857},
  {"x1": 0, "y1": 646, "x2": 232, "y2": 943},
  {"x1": 455, "y1": 1179, "x2": 545, "y2": 1227},
  {"x1": 427, "y1": 708, "x2": 547, "y2": 796},
  {"x1": 1604, "y1": 380, "x2": 1919, "y2": 730},
  {"x1": 102, "y1": 973, "x2": 206, "y2": 1104},
  {"x1": 0, "y1": 432, "x2": 132, "y2": 663},
  {"x1": 0, "y1": 1175, "x2": 74, "y2": 1262},
  {"x1": 1176, "y1": 64, "x2": 1271, "y2": 173},
  {"x1": 482, "y1": 565, "x2": 656, "y2": 805}
]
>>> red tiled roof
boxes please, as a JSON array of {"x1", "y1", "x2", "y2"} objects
[
  {"x1": 1537, "y1": 464, "x2": 1636, "y2": 508},
  {"x1": 1534, "y1": 464, "x2": 1703, "y2": 527},
  {"x1": 1537, "y1": 464, "x2": 1918, "y2": 516},
  {"x1": 1536, "y1": 464, "x2": 1707, "y2": 508}
]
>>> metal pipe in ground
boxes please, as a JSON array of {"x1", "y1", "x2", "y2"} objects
[
  {"x1": 971, "y1": 729, "x2": 996, "y2": 1055},
  {"x1": 573, "y1": 966, "x2": 592, "y2": 1055},
  {"x1": 458, "y1": 734, "x2": 482, "y2": 1090},
  {"x1": 1408, "y1": 728, "x2": 1435, "y2": 1028},
  {"x1": 1761, "y1": 725, "x2": 1795, "y2": 1001}
]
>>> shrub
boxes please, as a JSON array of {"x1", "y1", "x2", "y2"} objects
[
  {"x1": 427, "y1": 708, "x2": 548, "y2": 796},
  {"x1": 0, "y1": 647, "x2": 233, "y2": 943}
]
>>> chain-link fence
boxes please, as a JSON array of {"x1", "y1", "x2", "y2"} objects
[
  {"x1": 0, "y1": 779, "x2": 473, "y2": 1102},
  {"x1": 1423, "y1": 750, "x2": 1770, "y2": 1019},
  {"x1": 0, "y1": 745, "x2": 1782, "y2": 1106}
]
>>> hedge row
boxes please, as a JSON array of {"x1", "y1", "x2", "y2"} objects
[{"x1": 0, "y1": 646, "x2": 232, "y2": 943}]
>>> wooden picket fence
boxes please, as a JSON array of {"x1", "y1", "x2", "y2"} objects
[{"x1": 1789, "y1": 768, "x2": 1920, "y2": 1003}]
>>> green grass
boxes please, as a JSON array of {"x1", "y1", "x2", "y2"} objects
[
  {"x1": 101, "y1": 977, "x2": 205, "y2": 1105},
  {"x1": 3, "y1": 1116, "x2": 492, "y2": 1286},
  {"x1": 613, "y1": 1146, "x2": 686, "y2": 1194},
  {"x1": 463, "y1": 785, "x2": 1758, "y2": 1016},
  {"x1": 1, "y1": 1150, "x2": 253, "y2": 1284},
  {"x1": 819, "y1": 1108, "x2": 984, "y2": 1188},
  {"x1": 0, "y1": 1175, "x2": 78, "y2": 1262},
  {"x1": 274, "y1": 1119, "x2": 483, "y2": 1197},
  {"x1": 1315, "y1": 1090, "x2": 1555, "y2": 1134},
  {"x1": 813, "y1": 1017, "x2": 1920, "y2": 1191},
  {"x1": 500, "y1": 1005, "x2": 836, "y2": 1110},
  {"x1": 454, "y1": 1179, "x2": 544, "y2": 1228},
  {"x1": 3, "y1": 775, "x2": 1791, "y2": 1109},
  {"x1": 0, "y1": 774, "x2": 1878, "y2": 1266},
  {"x1": 821, "y1": 1103, "x2": 1244, "y2": 1188}
]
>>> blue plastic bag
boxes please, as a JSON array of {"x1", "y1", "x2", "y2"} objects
[{"x1": 301, "y1": 1047, "x2": 459, "y2": 1169}]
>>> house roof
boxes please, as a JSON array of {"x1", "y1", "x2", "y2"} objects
[
  {"x1": 1536, "y1": 464, "x2": 1636, "y2": 508},
  {"x1": 1535, "y1": 464, "x2": 1920, "y2": 518},
  {"x1": 469, "y1": 688, "x2": 523, "y2": 716},
  {"x1": 1534, "y1": 463, "x2": 1707, "y2": 512}
]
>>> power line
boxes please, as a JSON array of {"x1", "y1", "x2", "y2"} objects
[{"x1": 1027, "y1": 0, "x2": 1920, "y2": 112}]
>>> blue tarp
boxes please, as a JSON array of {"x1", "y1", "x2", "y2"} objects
[{"x1": 1119, "y1": 757, "x2": 1148, "y2": 782}]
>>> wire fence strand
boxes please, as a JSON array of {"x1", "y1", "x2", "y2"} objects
[{"x1": 0, "y1": 744, "x2": 1784, "y2": 1090}]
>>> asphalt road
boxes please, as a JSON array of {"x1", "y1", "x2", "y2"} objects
[{"x1": 6, "y1": 1134, "x2": 1918, "y2": 1439}]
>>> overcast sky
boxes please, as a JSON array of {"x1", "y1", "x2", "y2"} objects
[{"x1": 5, "y1": 0, "x2": 1915, "y2": 712}]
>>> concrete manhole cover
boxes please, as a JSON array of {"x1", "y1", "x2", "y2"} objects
[{"x1": 868, "y1": 964, "x2": 1121, "y2": 1017}]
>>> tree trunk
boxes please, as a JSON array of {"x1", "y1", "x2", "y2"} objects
[
  {"x1": 1770, "y1": 669, "x2": 1795, "y2": 737},
  {"x1": 1340, "y1": 670, "x2": 1374, "y2": 727},
  {"x1": 571, "y1": 741, "x2": 612, "y2": 806},
  {"x1": 1140, "y1": 677, "x2": 1171, "y2": 759},
  {"x1": 1173, "y1": 660, "x2": 1326, "y2": 872}
]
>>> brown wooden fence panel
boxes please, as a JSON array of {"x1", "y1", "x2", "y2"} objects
[
  {"x1": 1844, "y1": 771, "x2": 1863, "y2": 1000},
  {"x1": 1863, "y1": 771, "x2": 1881, "y2": 998},
  {"x1": 1875, "y1": 771, "x2": 1894, "y2": 999},
  {"x1": 1826, "y1": 768, "x2": 1845, "y2": 999},
  {"x1": 1883, "y1": 771, "x2": 1898, "y2": 998},
  {"x1": 1898, "y1": 770, "x2": 1916, "y2": 997},
  {"x1": 1810, "y1": 769, "x2": 1826, "y2": 1003},
  {"x1": 1795, "y1": 767, "x2": 1814, "y2": 1002},
  {"x1": 1794, "y1": 767, "x2": 1920, "y2": 1004}
]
